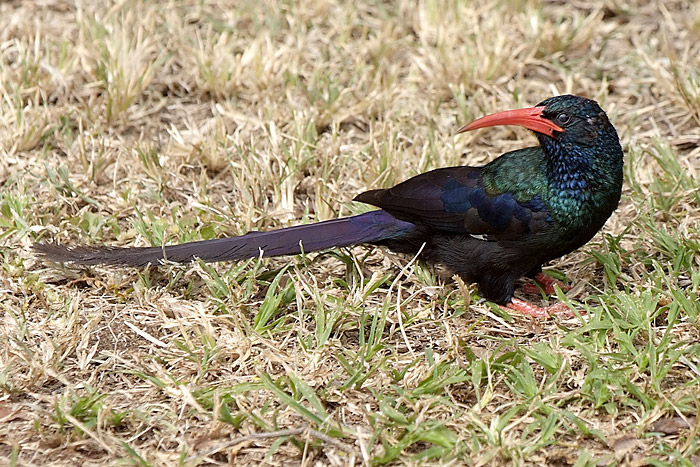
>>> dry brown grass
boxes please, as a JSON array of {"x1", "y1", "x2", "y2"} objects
[{"x1": 1, "y1": 0, "x2": 700, "y2": 465}]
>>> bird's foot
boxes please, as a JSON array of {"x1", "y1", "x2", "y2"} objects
[
  {"x1": 504, "y1": 298, "x2": 575, "y2": 319},
  {"x1": 522, "y1": 272, "x2": 571, "y2": 296}
]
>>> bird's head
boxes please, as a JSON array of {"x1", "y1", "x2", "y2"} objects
[{"x1": 458, "y1": 95, "x2": 613, "y2": 148}]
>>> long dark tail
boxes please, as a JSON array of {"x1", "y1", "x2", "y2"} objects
[{"x1": 33, "y1": 210, "x2": 416, "y2": 267}]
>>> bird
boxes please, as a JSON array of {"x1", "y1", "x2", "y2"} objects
[{"x1": 34, "y1": 95, "x2": 623, "y2": 318}]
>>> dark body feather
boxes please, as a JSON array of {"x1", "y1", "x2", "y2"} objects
[{"x1": 34, "y1": 95, "x2": 623, "y2": 305}]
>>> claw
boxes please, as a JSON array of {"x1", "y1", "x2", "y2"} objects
[
  {"x1": 503, "y1": 298, "x2": 577, "y2": 319},
  {"x1": 522, "y1": 272, "x2": 571, "y2": 295}
]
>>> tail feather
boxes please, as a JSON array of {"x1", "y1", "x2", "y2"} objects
[{"x1": 33, "y1": 210, "x2": 416, "y2": 267}]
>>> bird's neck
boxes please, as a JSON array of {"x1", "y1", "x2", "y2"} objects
[{"x1": 539, "y1": 132, "x2": 623, "y2": 229}]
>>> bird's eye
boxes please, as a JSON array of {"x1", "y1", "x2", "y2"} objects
[{"x1": 555, "y1": 113, "x2": 570, "y2": 125}]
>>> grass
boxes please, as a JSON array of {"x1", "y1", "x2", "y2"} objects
[{"x1": 1, "y1": 0, "x2": 700, "y2": 465}]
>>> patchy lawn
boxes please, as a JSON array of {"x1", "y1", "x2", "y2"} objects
[{"x1": 1, "y1": 0, "x2": 699, "y2": 465}]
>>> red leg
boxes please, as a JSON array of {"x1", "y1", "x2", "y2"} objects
[
  {"x1": 522, "y1": 272, "x2": 571, "y2": 295},
  {"x1": 503, "y1": 298, "x2": 575, "y2": 319}
]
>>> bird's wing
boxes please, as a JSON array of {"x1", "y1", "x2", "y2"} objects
[{"x1": 354, "y1": 166, "x2": 553, "y2": 240}]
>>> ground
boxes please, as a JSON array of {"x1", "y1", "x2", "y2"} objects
[{"x1": 1, "y1": 0, "x2": 699, "y2": 465}]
